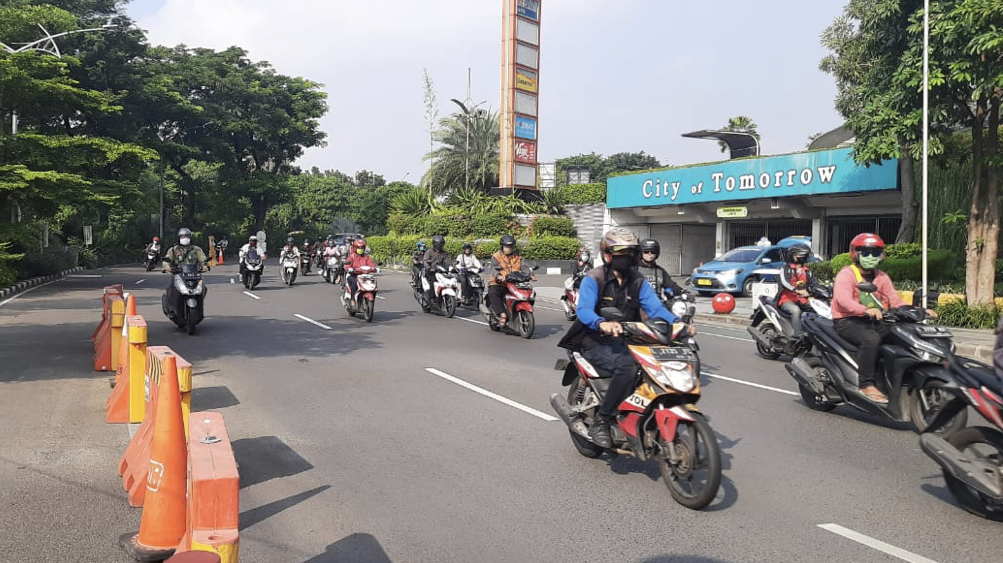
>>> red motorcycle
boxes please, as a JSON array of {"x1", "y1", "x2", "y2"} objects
[
  {"x1": 482, "y1": 266, "x2": 538, "y2": 339},
  {"x1": 342, "y1": 265, "x2": 378, "y2": 322}
]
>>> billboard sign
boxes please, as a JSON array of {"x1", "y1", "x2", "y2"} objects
[
  {"x1": 515, "y1": 68, "x2": 538, "y2": 93},
  {"x1": 515, "y1": 116, "x2": 537, "y2": 140},
  {"x1": 515, "y1": 140, "x2": 537, "y2": 164},
  {"x1": 515, "y1": 91, "x2": 537, "y2": 116},
  {"x1": 516, "y1": 43, "x2": 539, "y2": 69},
  {"x1": 516, "y1": 18, "x2": 539, "y2": 45},
  {"x1": 539, "y1": 163, "x2": 556, "y2": 188},
  {"x1": 515, "y1": 163, "x2": 537, "y2": 186},
  {"x1": 517, "y1": 0, "x2": 539, "y2": 20}
]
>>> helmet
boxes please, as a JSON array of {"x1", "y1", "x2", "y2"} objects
[
  {"x1": 499, "y1": 234, "x2": 516, "y2": 247},
  {"x1": 787, "y1": 243, "x2": 811, "y2": 264},
  {"x1": 352, "y1": 238, "x2": 367, "y2": 255},
  {"x1": 849, "y1": 233, "x2": 886, "y2": 265},
  {"x1": 431, "y1": 234, "x2": 446, "y2": 251},
  {"x1": 639, "y1": 238, "x2": 660, "y2": 260},
  {"x1": 286, "y1": 236, "x2": 294, "y2": 245},
  {"x1": 304, "y1": 239, "x2": 311, "y2": 246},
  {"x1": 177, "y1": 228, "x2": 192, "y2": 245},
  {"x1": 600, "y1": 227, "x2": 639, "y2": 256},
  {"x1": 248, "y1": 235, "x2": 258, "y2": 243},
  {"x1": 152, "y1": 236, "x2": 159, "y2": 242},
  {"x1": 417, "y1": 240, "x2": 427, "y2": 251},
  {"x1": 462, "y1": 242, "x2": 473, "y2": 252},
  {"x1": 576, "y1": 246, "x2": 591, "y2": 263}
]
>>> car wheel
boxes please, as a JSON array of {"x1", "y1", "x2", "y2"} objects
[{"x1": 742, "y1": 277, "x2": 756, "y2": 297}]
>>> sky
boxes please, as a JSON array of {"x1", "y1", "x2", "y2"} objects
[{"x1": 126, "y1": 0, "x2": 850, "y2": 182}]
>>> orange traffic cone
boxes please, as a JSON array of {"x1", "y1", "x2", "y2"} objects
[
  {"x1": 125, "y1": 292, "x2": 137, "y2": 316},
  {"x1": 120, "y1": 354, "x2": 188, "y2": 562}
]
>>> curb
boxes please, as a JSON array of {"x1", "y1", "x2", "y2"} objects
[{"x1": 0, "y1": 266, "x2": 84, "y2": 301}]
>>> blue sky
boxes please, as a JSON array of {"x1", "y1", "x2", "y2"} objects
[{"x1": 126, "y1": 0, "x2": 849, "y2": 181}]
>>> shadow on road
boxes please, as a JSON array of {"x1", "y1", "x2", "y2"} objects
[
  {"x1": 303, "y1": 533, "x2": 393, "y2": 563},
  {"x1": 191, "y1": 385, "x2": 241, "y2": 411},
  {"x1": 232, "y1": 436, "x2": 313, "y2": 489},
  {"x1": 240, "y1": 484, "x2": 332, "y2": 530},
  {"x1": 638, "y1": 557, "x2": 732, "y2": 563}
]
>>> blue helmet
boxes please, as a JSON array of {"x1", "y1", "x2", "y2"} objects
[{"x1": 417, "y1": 240, "x2": 427, "y2": 251}]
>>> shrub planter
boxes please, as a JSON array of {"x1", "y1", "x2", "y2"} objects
[{"x1": 0, "y1": 266, "x2": 84, "y2": 301}]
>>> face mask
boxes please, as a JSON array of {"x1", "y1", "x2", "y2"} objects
[
  {"x1": 179, "y1": 237, "x2": 191, "y2": 246},
  {"x1": 859, "y1": 255, "x2": 882, "y2": 269},
  {"x1": 357, "y1": 248, "x2": 364, "y2": 255},
  {"x1": 610, "y1": 255, "x2": 634, "y2": 272}
]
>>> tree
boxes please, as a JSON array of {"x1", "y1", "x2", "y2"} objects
[
  {"x1": 423, "y1": 109, "x2": 500, "y2": 194},
  {"x1": 806, "y1": 132, "x2": 823, "y2": 148},
  {"x1": 555, "y1": 151, "x2": 662, "y2": 185},
  {"x1": 717, "y1": 115, "x2": 760, "y2": 153}
]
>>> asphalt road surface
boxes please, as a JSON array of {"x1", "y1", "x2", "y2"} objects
[{"x1": 1, "y1": 265, "x2": 999, "y2": 563}]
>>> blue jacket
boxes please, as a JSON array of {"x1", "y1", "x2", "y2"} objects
[{"x1": 576, "y1": 272, "x2": 677, "y2": 331}]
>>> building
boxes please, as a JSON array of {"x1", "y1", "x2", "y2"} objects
[{"x1": 604, "y1": 147, "x2": 900, "y2": 276}]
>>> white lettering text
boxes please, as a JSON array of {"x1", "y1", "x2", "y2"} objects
[
  {"x1": 800, "y1": 168, "x2": 813, "y2": 185},
  {"x1": 759, "y1": 173, "x2": 771, "y2": 188},
  {"x1": 643, "y1": 180, "x2": 653, "y2": 198},
  {"x1": 670, "y1": 182, "x2": 681, "y2": 200},
  {"x1": 787, "y1": 170, "x2": 797, "y2": 186},
  {"x1": 774, "y1": 172, "x2": 785, "y2": 187},
  {"x1": 711, "y1": 172, "x2": 724, "y2": 192},
  {"x1": 725, "y1": 176, "x2": 736, "y2": 191},
  {"x1": 739, "y1": 174, "x2": 756, "y2": 190},
  {"x1": 817, "y1": 165, "x2": 836, "y2": 183}
]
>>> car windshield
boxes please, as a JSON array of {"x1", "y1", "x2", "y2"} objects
[{"x1": 715, "y1": 249, "x2": 762, "y2": 263}]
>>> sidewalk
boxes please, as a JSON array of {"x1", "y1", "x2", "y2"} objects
[{"x1": 534, "y1": 276, "x2": 995, "y2": 363}]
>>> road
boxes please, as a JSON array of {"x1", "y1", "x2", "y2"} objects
[{"x1": 0, "y1": 265, "x2": 999, "y2": 563}]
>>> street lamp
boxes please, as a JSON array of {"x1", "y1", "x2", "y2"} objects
[
  {"x1": 450, "y1": 98, "x2": 485, "y2": 190},
  {"x1": 921, "y1": 0, "x2": 930, "y2": 309}
]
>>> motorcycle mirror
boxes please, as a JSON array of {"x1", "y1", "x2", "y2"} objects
[
  {"x1": 857, "y1": 282, "x2": 878, "y2": 293},
  {"x1": 530, "y1": 265, "x2": 540, "y2": 271},
  {"x1": 599, "y1": 307, "x2": 625, "y2": 322},
  {"x1": 494, "y1": 266, "x2": 503, "y2": 271}
]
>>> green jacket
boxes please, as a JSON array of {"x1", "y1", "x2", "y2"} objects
[{"x1": 163, "y1": 245, "x2": 207, "y2": 270}]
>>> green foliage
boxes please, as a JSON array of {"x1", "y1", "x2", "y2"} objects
[
  {"x1": 557, "y1": 183, "x2": 607, "y2": 205},
  {"x1": 883, "y1": 243, "x2": 922, "y2": 259},
  {"x1": 469, "y1": 213, "x2": 511, "y2": 237},
  {"x1": 423, "y1": 110, "x2": 500, "y2": 194},
  {"x1": 0, "y1": 240, "x2": 24, "y2": 287},
  {"x1": 830, "y1": 248, "x2": 957, "y2": 281},
  {"x1": 392, "y1": 187, "x2": 435, "y2": 216},
  {"x1": 521, "y1": 236, "x2": 581, "y2": 260},
  {"x1": 806, "y1": 261, "x2": 834, "y2": 282},
  {"x1": 530, "y1": 216, "x2": 576, "y2": 238},
  {"x1": 365, "y1": 234, "x2": 578, "y2": 264},
  {"x1": 555, "y1": 152, "x2": 662, "y2": 185},
  {"x1": 423, "y1": 215, "x2": 461, "y2": 238},
  {"x1": 934, "y1": 300, "x2": 1000, "y2": 330}
]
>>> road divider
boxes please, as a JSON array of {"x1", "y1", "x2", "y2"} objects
[
  {"x1": 294, "y1": 313, "x2": 331, "y2": 330},
  {"x1": 93, "y1": 285, "x2": 126, "y2": 371},
  {"x1": 424, "y1": 368, "x2": 558, "y2": 421},
  {"x1": 818, "y1": 523, "x2": 938, "y2": 563},
  {"x1": 107, "y1": 308, "x2": 149, "y2": 423}
]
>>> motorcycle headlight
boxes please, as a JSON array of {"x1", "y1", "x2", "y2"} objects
[
  {"x1": 654, "y1": 361, "x2": 696, "y2": 393},
  {"x1": 173, "y1": 276, "x2": 187, "y2": 293},
  {"x1": 670, "y1": 301, "x2": 688, "y2": 317}
]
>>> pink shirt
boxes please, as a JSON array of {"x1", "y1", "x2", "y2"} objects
[{"x1": 831, "y1": 266, "x2": 904, "y2": 320}]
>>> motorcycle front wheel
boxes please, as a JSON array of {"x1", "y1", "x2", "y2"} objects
[
  {"x1": 443, "y1": 295, "x2": 457, "y2": 318},
  {"x1": 942, "y1": 426, "x2": 1003, "y2": 520},
  {"x1": 186, "y1": 307, "x2": 197, "y2": 336},
  {"x1": 363, "y1": 298, "x2": 375, "y2": 322},
  {"x1": 250, "y1": 274, "x2": 260, "y2": 290},
  {"x1": 910, "y1": 379, "x2": 968, "y2": 436},
  {"x1": 517, "y1": 310, "x2": 535, "y2": 339},
  {"x1": 657, "y1": 412, "x2": 722, "y2": 510}
]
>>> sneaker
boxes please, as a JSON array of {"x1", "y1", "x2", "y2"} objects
[{"x1": 588, "y1": 416, "x2": 613, "y2": 448}]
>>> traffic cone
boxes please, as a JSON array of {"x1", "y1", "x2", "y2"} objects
[
  {"x1": 125, "y1": 292, "x2": 137, "y2": 316},
  {"x1": 120, "y1": 354, "x2": 188, "y2": 562}
]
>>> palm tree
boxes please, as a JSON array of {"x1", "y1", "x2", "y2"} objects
[
  {"x1": 718, "y1": 115, "x2": 760, "y2": 153},
  {"x1": 423, "y1": 110, "x2": 500, "y2": 195}
]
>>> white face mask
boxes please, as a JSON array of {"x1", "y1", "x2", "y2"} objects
[{"x1": 179, "y1": 237, "x2": 191, "y2": 246}]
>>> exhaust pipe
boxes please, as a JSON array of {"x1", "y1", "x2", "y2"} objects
[
  {"x1": 550, "y1": 394, "x2": 591, "y2": 440},
  {"x1": 747, "y1": 326, "x2": 773, "y2": 350},
  {"x1": 919, "y1": 433, "x2": 1003, "y2": 498},
  {"x1": 785, "y1": 357, "x2": 824, "y2": 394}
]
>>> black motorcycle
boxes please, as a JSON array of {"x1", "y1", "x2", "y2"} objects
[
  {"x1": 919, "y1": 352, "x2": 1003, "y2": 519},
  {"x1": 459, "y1": 266, "x2": 485, "y2": 309},
  {"x1": 162, "y1": 263, "x2": 207, "y2": 335},
  {"x1": 785, "y1": 285, "x2": 967, "y2": 435}
]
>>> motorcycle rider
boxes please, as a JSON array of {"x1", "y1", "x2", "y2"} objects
[
  {"x1": 300, "y1": 238, "x2": 313, "y2": 273},
  {"x1": 456, "y1": 242, "x2": 482, "y2": 301},
  {"x1": 637, "y1": 238, "x2": 684, "y2": 301},
  {"x1": 422, "y1": 235, "x2": 451, "y2": 302},
  {"x1": 238, "y1": 235, "x2": 264, "y2": 282},
  {"x1": 279, "y1": 236, "x2": 301, "y2": 266},
  {"x1": 776, "y1": 243, "x2": 818, "y2": 337},
  {"x1": 557, "y1": 227, "x2": 689, "y2": 448},
  {"x1": 411, "y1": 240, "x2": 428, "y2": 287},
  {"x1": 832, "y1": 233, "x2": 936, "y2": 404},
  {"x1": 489, "y1": 234, "x2": 534, "y2": 326},
  {"x1": 343, "y1": 238, "x2": 377, "y2": 303},
  {"x1": 162, "y1": 227, "x2": 208, "y2": 314},
  {"x1": 570, "y1": 247, "x2": 592, "y2": 289},
  {"x1": 145, "y1": 236, "x2": 161, "y2": 256}
]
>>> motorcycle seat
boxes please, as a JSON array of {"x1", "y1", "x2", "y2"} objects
[{"x1": 813, "y1": 318, "x2": 860, "y2": 354}]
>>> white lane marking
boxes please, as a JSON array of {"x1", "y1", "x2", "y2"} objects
[
  {"x1": 702, "y1": 332, "x2": 753, "y2": 343},
  {"x1": 424, "y1": 368, "x2": 558, "y2": 422},
  {"x1": 294, "y1": 313, "x2": 332, "y2": 330},
  {"x1": 537, "y1": 305, "x2": 565, "y2": 313},
  {"x1": 0, "y1": 279, "x2": 64, "y2": 308},
  {"x1": 376, "y1": 295, "x2": 386, "y2": 300},
  {"x1": 128, "y1": 423, "x2": 140, "y2": 439},
  {"x1": 702, "y1": 372, "x2": 799, "y2": 397},
  {"x1": 456, "y1": 316, "x2": 489, "y2": 326},
  {"x1": 243, "y1": 291, "x2": 261, "y2": 300},
  {"x1": 67, "y1": 274, "x2": 103, "y2": 278},
  {"x1": 136, "y1": 279, "x2": 146, "y2": 285},
  {"x1": 818, "y1": 524, "x2": 939, "y2": 563}
]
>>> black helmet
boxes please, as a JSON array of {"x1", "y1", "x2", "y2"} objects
[
  {"x1": 787, "y1": 243, "x2": 811, "y2": 264},
  {"x1": 431, "y1": 234, "x2": 446, "y2": 251},
  {"x1": 500, "y1": 234, "x2": 516, "y2": 247},
  {"x1": 462, "y1": 242, "x2": 473, "y2": 251},
  {"x1": 286, "y1": 236, "x2": 294, "y2": 245},
  {"x1": 639, "y1": 238, "x2": 660, "y2": 260}
]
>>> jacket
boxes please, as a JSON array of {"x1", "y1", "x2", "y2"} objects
[
  {"x1": 163, "y1": 245, "x2": 207, "y2": 270},
  {"x1": 344, "y1": 252, "x2": 376, "y2": 273},
  {"x1": 239, "y1": 243, "x2": 263, "y2": 262},
  {"x1": 490, "y1": 251, "x2": 523, "y2": 286},
  {"x1": 637, "y1": 262, "x2": 682, "y2": 298},
  {"x1": 423, "y1": 248, "x2": 451, "y2": 271},
  {"x1": 832, "y1": 266, "x2": 904, "y2": 319},
  {"x1": 456, "y1": 253, "x2": 482, "y2": 271},
  {"x1": 777, "y1": 263, "x2": 817, "y2": 307}
]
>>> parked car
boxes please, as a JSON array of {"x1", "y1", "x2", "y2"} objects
[{"x1": 690, "y1": 236, "x2": 817, "y2": 297}]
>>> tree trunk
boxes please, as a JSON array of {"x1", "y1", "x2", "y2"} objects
[
  {"x1": 895, "y1": 147, "x2": 917, "y2": 243},
  {"x1": 251, "y1": 195, "x2": 267, "y2": 232},
  {"x1": 965, "y1": 96, "x2": 1000, "y2": 306}
]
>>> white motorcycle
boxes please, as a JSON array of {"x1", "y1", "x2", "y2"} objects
[
  {"x1": 280, "y1": 250, "x2": 299, "y2": 286},
  {"x1": 416, "y1": 265, "x2": 461, "y2": 318},
  {"x1": 748, "y1": 280, "x2": 832, "y2": 360}
]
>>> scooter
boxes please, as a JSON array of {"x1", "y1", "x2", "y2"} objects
[
  {"x1": 280, "y1": 251, "x2": 299, "y2": 286},
  {"x1": 416, "y1": 265, "x2": 461, "y2": 318},
  {"x1": 342, "y1": 265, "x2": 379, "y2": 322},
  {"x1": 482, "y1": 266, "x2": 538, "y2": 339},
  {"x1": 748, "y1": 283, "x2": 832, "y2": 360},
  {"x1": 321, "y1": 255, "x2": 341, "y2": 284},
  {"x1": 560, "y1": 273, "x2": 584, "y2": 321},
  {"x1": 919, "y1": 352, "x2": 1003, "y2": 519},
  {"x1": 162, "y1": 263, "x2": 207, "y2": 336},
  {"x1": 459, "y1": 266, "x2": 485, "y2": 309},
  {"x1": 299, "y1": 251, "x2": 313, "y2": 275},
  {"x1": 241, "y1": 250, "x2": 263, "y2": 290},
  {"x1": 550, "y1": 305, "x2": 721, "y2": 510},
  {"x1": 785, "y1": 285, "x2": 967, "y2": 435},
  {"x1": 144, "y1": 248, "x2": 160, "y2": 272}
]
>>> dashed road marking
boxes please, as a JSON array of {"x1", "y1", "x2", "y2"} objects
[
  {"x1": 294, "y1": 313, "x2": 332, "y2": 330},
  {"x1": 818, "y1": 524, "x2": 939, "y2": 563},
  {"x1": 243, "y1": 291, "x2": 261, "y2": 300},
  {"x1": 702, "y1": 372, "x2": 799, "y2": 397},
  {"x1": 424, "y1": 368, "x2": 558, "y2": 422}
]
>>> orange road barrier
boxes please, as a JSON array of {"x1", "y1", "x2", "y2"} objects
[
  {"x1": 174, "y1": 412, "x2": 239, "y2": 563},
  {"x1": 106, "y1": 314, "x2": 148, "y2": 423},
  {"x1": 94, "y1": 292, "x2": 126, "y2": 371},
  {"x1": 167, "y1": 552, "x2": 221, "y2": 563},
  {"x1": 119, "y1": 354, "x2": 188, "y2": 562},
  {"x1": 92, "y1": 284, "x2": 125, "y2": 342},
  {"x1": 119, "y1": 346, "x2": 193, "y2": 507}
]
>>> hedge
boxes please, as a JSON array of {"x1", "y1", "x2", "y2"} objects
[
  {"x1": 560, "y1": 183, "x2": 606, "y2": 205},
  {"x1": 366, "y1": 234, "x2": 580, "y2": 264},
  {"x1": 806, "y1": 261, "x2": 834, "y2": 282},
  {"x1": 934, "y1": 300, "x2": 1000, "y2": 330},
  {"x1": 388, "y1": 212, "x2": 516, "y2": 239},
  {"x1": 830, "y1": 248, "x2": 956, "y2": 281},
  {"x1": 530, "y1": 215, "x2": 576, "y2": 238}
]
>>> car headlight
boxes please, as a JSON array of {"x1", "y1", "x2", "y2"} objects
[
  {"x1": 718, "y1": 269, "x2": 743, "y2": 276},
  {"x1": 654, "y1": 361, "x2": 696, "y2": 392}
]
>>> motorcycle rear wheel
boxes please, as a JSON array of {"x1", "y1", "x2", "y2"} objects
[
  {"x1": 755, "y1": 323, "x2": 782, "y2": 360},
  {"x1": 443, "y1": 295, "x2": 457, "y2": 318},
  {"x1": 363, "y1": 299, "x2": 374, "y2": 322},
  {"x1": 517, "y1": 310, "x2": 535, "y2": 339},
  {"x1": 657, "y1": 412, "x2": 721, "y2": 510},
  {"x1": 567, "y1": 379, "x2": 603, "y2": 458},
  {"x1": 942, "y1": 426, "x2": 1003, "y2": 520},
  {"x1": 910, "y1": 379, "x2": 968, "y2": 436},
  {"x1": 797, "y1": 356, "x2": 836, "y2": 412}
]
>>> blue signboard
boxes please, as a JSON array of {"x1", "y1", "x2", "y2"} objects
[
  {"x1": 606, "y1": 148, "x2": 898, "y2": 209},
  {"x1": 515, "y1": 116, "x2": 537, "y2": 140},
  {"x1": 517, "y1": 0, "x2": 539, "y2": 20}
]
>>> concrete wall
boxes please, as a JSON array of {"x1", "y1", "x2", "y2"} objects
[{"x1": 564, "y1": 204, "x2": 606, "y2": 254}]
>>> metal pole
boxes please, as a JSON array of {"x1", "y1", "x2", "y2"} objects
[
  {"x1": 921, "y1": 0, "x2": 929, "y2": 309},
  {"x1": 159, "y1": 162, "x2": 165, "y2": 240},
  {"x1": 465, "y1": 112, "x2": 470, "y2": 190}
]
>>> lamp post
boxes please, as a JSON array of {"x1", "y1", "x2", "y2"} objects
[
  {"x1": 450, "y1": 98, "x2": 486, "y2": 191},
  {"x1": 921, "y1": 0, "x2": 930, "y2": 309}
]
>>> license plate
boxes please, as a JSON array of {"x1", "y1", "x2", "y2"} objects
[{"x1": 697, "y1": 279, "x2": 712, "y2": 286}]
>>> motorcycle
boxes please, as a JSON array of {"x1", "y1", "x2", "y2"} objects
[
  {"x1": 560, "y1": 273, "x2": 584, "y2": 321},
  {"x1": 459, "y1": 267, "x2": 485, "y2": 309},
  {"x1": 416, "y1": 265, "x2": 461, "y2": 318},
  {"x1": 342, "y1": 265, "x2": 379, "y2": 322},
  {"x1": 322, "y1": 255, "x2": 342, "y2": 284},
  {"x1": 748, "y1": 283, "x2": 832, "y2": 360},
  {"x1": 241, "y1": 250, "x2": 263, "y2": 290},
  {"x1": 919, "y1": 352, "x2": 1003, "y2": 519},
  {"x1": 280, "y1": 251, "x2": 299, "y2": 286},
  {"x1": 785, "y1": 285, "x2": 968, "y2": 435},
  {"x1": 299, "y1": 251, "x2": 313, "y2": 275},
  {"x1": 162, "y1": 263, "x2": 207, "y2": 336},
  {"x1": 143, "y1": 248, "x2": 160, "y2": 272},
  {"x1": 550, "y1": 304, "x2": 721, "y2": 510},
  {"x1": 482, "y1": 266, "x2": 538, "y2": 339}
]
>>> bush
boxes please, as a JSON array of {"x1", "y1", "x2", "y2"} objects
[
  {"x1": 364, "y1": 234, "x2": 580, "y2": 263},
  {"x1": 522, "y1": 236, "x2": 581, "y2": 260},
  {"x1": 469, "y1": 213, "x2": 511, "y2": 238},
  {"x1": 807, "y1": 261, "x2": 834, "y2": 282},
  {"x1": 830, "y1": 250, "x2": 956, "y2": 281},
  {"x1": 421, "y1": 215, "x2": 458, "y2": 238},
  {"x1": 387, "y1": 213, "x2": 421, "y2": 235},
  {"x1": 560, "y1": 183, "x2": 606, "y2": 205},
  {"x1": 530, "y1": 216, "x2": 576, "y2": 238},
  {"x1": 884, "y1": 243, "x2": 923, "y2": 259},
  {"x1": 934, "y1": 299, "x2": 1000, "y2": 330}
]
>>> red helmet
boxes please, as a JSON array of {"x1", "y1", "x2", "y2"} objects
[
  {"x1": 849, "y1": 233, "x2": 885, "y2": 264},
  {"x1": 352, "y1": 238, "x2": 367, "y2": 254},
  {"x1": 153, "y1": 236, "x2": 159, "y2": 242}
]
